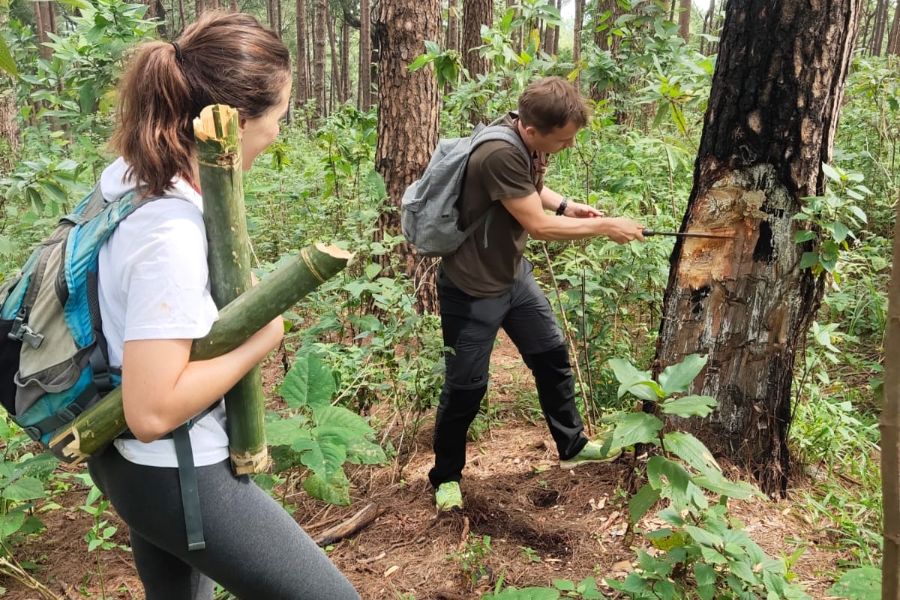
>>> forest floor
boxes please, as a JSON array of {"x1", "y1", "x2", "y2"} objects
[{"x1": 6, "y1": 333, "x2": 854, "y2": 599}]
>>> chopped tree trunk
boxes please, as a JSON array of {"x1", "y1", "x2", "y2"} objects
[
  {"x1": 883, "y1": 179, "x2": 900, "y2": 600},
  {"x1": 48, "y1": 243, "x2": 354, "y2": 463},
  {"x1": 652, "y1": 0, "x2": 862, "y2": 495},
  {"x1": 193, "y1": 105, "x2": 268, "y2": 475}
]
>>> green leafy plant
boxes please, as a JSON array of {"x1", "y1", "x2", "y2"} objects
[
  {"x1": 269, "y1": 347, "x2": 387, "y2": 505},
  {"x1": 827, "y1": 566, "x2": 881, "y2": 600},
  {"x1": 80, "y1": 483, "x2": 127, "y2": 600},
  {"x1": 484, "y1": 576, "x2": 602, "y2": 599},
  {"x1": 452, "y1": 533, "x2": 493, "y2": 585}
]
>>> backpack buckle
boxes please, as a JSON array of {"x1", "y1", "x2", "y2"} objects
[{"x1": 8, "y1": 309, "x2": 44, "y2": 349}]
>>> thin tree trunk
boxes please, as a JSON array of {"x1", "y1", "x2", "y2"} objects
[
  {"x1": 573, "y1": 0, "x2": 584, "y2": 80},
  {"x1": 196, "y1": 0, "x2": 203, "y2": 19},
  {"x1": 296, "y1": 0, "x2": 309, "y2": 107},
  {"x1": 358, "y1": 0, "x2": 372, "y2": 109},
  {"x1": 462, "y1": 0, "x2": 491, "y2": 77},
  {"x1": 276, "y1": 0, "x2": 282, "y2": 36},
  {"x1": 341, "y1": 20, "x2": 350, "y2": 102},
  {"x1": 229, "y1": 0, "x2": 237, "y2": 11},
  {"x1": 374, "y1": 0, "x2": 441, "y2": 312},
  {"x1": 679, "y1": 0, "x2": 691, "y2": 41},
  {"x1": 447, "y1": 0, "x2": 459, "y2": 52},
  {"x1": 871, "y1": 0, "x2": 889, "y2": 55},
  {"x1": 653, "y1": 0, "x2": 862, "y2": 495},
  {"x1": 700, "y1": 0, "x2": 716, "y2": 54},
  {"x1": 328, "y1": 10, "x2": 339, "y2": 113},
  {"x1": 178, "y1": 0, "x2": 186, "y2": 32},
  {"x1": 882, "y1": 169, "x2": 900, "y2": 600},
  {"x1": 889, "y1": 0, "x2": 900, "y2": 55},
  {"x1": 34, "y1": 1, "x2": 52, "y2": 59},
  {"x1": 313, "y1": 0, "x2": 327, "y2": 119}
]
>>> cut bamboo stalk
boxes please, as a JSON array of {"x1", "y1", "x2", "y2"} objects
[
  {"x1": 47, "y1": 243, "x2": 353, "y2": 463},
  {"x1": 194, "y1": 104, "x2": 266, "y2": 475},
  {"x1": 881, "y1": 193, "x2": 900, "y2": 597}
]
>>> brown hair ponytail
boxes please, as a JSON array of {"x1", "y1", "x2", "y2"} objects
[{"x1": 110, "y1": 12, "x2": 291, "y2": 196}]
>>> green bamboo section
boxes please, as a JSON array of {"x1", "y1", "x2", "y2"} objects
[
  {"x1": 882, "y1": 195, "x2": 900, "y2": 597},
  {"x1": 194, "y1": 104, "x2": 267, "y2": 475},
  {"x1": 47, "y1": 243, "x2": 354, "y2": 463}
]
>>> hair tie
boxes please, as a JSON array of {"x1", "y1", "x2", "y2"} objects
[{"x1": 171, "y1": 41, "x2": 185, "y2": 65}]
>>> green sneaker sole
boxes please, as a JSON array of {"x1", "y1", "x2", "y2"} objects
[{"x1": 559, "y1": 446, "x2": 623, "y2": 469}]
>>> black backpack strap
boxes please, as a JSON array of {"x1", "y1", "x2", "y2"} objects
[{"x1": 172, "y1": 425, "x2": 206, "y2": 551}]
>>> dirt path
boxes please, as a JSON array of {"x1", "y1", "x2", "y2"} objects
[{"x1": 6, "y1": 333, "x2": 849, "y2": 599}]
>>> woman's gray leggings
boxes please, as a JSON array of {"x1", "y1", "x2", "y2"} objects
[{"x1": 88, "y1": 446, "x2": 361, "y2": 600}]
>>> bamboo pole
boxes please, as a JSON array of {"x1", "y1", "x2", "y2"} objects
[
  {"x1": 47, "y1": 243, "x2": 353, "y2": 463},
  {"x1": 194, "y1": 104, "x2": 268, "y2": 475},
  {"x1": 882, "y1": 194, "x2": 900, "y2": 597}
]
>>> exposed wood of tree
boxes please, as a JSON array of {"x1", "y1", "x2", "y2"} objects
[
  {"x1": 295, "y1": 0, "x2": 309, "y2": 107},
  {"x1": 358, "y1": 0, "x2": 372, "y2": 109},
  {"x1": 341, "y1": 20, "x2": 350, "y2": 102},
  {"x1": 871, "y1": 0, "x2": 889, "y2": 54},
  {"x1": 573, "y1": 0, "x2": 584, "y2": 84},
  {"x1": 313, "y1": 0, "x2": 327, "y2": 119},
  {"x1": 890, "y1": 0, "x2": 900, "y2": 54},
  {"x1": 883, "y1": 179, "x2": 900, "y2": 600},
  {"x1": 447, "y1": 0, "x2": 459, "y2": 52},
  {"x1": 374, "y1": 0, "x2": 441, "y2": 312},
  {"x1": 462, "y1": 0, "x2": 492, "y2": 77},
  {"x1": 653, "y1": 0, "x2": 863, "y2": 495},
  {"x1": 679, "y1": 0, "x2": 691, "y2": 41}
]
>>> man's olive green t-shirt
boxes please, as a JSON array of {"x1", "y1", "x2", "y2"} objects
[{"x1": 442, "y1": 117, "x2": 547, "y2": 298}]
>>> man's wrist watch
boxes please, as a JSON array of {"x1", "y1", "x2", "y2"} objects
[{"x1": 555, "y1": 198, "x2": 569, "y2": 216}]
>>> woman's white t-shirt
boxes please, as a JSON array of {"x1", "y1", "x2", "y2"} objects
[{"x1": 98, "y1": 158, "x2": 228, "y2": 468}]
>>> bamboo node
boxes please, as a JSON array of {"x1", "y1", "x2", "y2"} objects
[
  {"x1": 300, "y1": 248, "x2": 327, "y2": 283},
  {"x1": 231, "y1": 447, "x2": 270, "y2": 475}
]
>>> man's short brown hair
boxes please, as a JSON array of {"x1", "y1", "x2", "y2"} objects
[{"x1": 517, "y1": 77, "x2": 591, "y2": 134}]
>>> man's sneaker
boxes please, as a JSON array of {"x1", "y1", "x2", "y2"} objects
[
  {"x1": 559, "y1": 438, "x2": 622, "y2": 469},
  {"x1": 435, "y1": 481, "x2": 464, "y2": 512}
]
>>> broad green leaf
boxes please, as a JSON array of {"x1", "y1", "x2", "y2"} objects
[
  {"x1": 692, "y1": 473, "x2": 758, "y2": 500},
  {"x1": 0, "y1": 37, "x2": 16, "y2": 77},
  {"x1": 303, "y1": 470, "x2": 350, "y2": 505},
  {"x1": 694, "y1": 564, "x2": 716, "y2": 600},
  {"x1": 364, "y1": 263, "x2": 382, "y2": 279},
  {"x1": 794, "y1": 230, "x2": 816, "y2": 243},
  {"x1": 827, "y1": 567, "x2": 881, "y2": 600},
  {"x1": 660, "y1": 395, "x2": 717, "y2": 418},
  {"x1": 611, "y1": 412, "x2": 663, "y2": 448},
  {"x1": 662, "y1": 431, "x2": 720, "y2": 475},
  {"x1": 608, "y1": 358, "x2": 660, "y2": 400},
  {"x1": 316, "y1": 433, "x2": 349, "y2": 479},
  {"x1": 346, "y1": 438, "x2": 387, "y2": 465},
  {"x1": 2, "y1": 476, "x2": 45, "y2": 502},
  {"x1": 821, "y1": 162, "x2": 841, "y2": 182},
  {"x1": 292, "y1": 438, "x2": 325, "y2": 476},
  {"x1": 628, "y1": 483, "x2": 660, "y2": 524},
  {"x1": 799, "y1": 252, "x2": 820, "y2": 270},
  {"x1": 552, "y1": 579, "x2": 575, "y2": 591},
  {"x1": 684, "y1": 524, "x2": 723, "y2": 548},
  {"x1": 265, "y1": 415, "x2": 311, "y2": 446},
  {"x1": 0, "y1": 510, "x2": 26, "y2": 539},
  {"x1": 279, "y1": 349, "x2": 335, "y2": 408},
  {"x1": 483, "y1": 588, "x2": 561, "y2": 600},
  {"x1": 314, "y1": 405, "x2": 373, "y2": 441},
  {"x1": 658, "y1": 354, "x2": 707, "y2": 395},
  {"x1": 647, "y1": 456, "x2": 697, "y2": 510}
]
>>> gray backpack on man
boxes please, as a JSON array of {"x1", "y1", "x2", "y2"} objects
[{"x1": 401, "y1": 120, "x2": 531, "y2": 257}]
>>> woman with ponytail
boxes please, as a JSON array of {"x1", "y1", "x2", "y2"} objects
[{"x1": 86, "y1": 12, "x2": 360, "y2": 600}]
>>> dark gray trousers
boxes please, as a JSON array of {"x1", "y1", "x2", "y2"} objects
[
  {"x1": 428, "y1": 261, "x2": 587, "y2": 488},
  {"x1": 88, "y1": 446, "x2": 360, "y2": 600}
]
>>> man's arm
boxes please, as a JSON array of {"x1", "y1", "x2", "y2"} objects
[
  {"x1": 539, "y1": 185, "x2": 604, "y2": 218},
  {"x1": 501, "y1": 192, "x2": 645, "y2": 243}
]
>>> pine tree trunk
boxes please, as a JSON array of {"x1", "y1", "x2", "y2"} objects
[
  {"x1": 447, "y1": 0, "x2": 459, "y2": 51},
  {"x1": 871, "y1": 0, "x2": 889, "y2": 55},
  {"x1": 33, "y1": 1, "x2": 51, "y2": 59},
  {"x1": 882, "y1": 177, "x2": 900, "y2": 600},
  {"x1": 358, "y1": 0, "x2": 372, "y2": 109},
  {"x1": 700, "y1": 0, "x2": 716, "y2": 55},
  {"x1": 573, "y1": 0, "x2": 584, "y2": 82},
  {"x1": 653, "y1": 0, "x2": 862, "y2": 496},
  {"x1": 462, "y1": 0, "x2": 491, "y2": 77},
  {"x1": 889, "y1": 0, "x2": 900, "y2": 55},
  {"x1": 341, "y1": 19, "x2": 350, "y2": 102},
  {"x1": 328, "y1": 10, "x2": 339, "y2": 113},
  {"x1": 276, "y1": 0, "x2": 282, "y2": 37},
  {"x1": 679, "y1": 0, "x2": 691, "y2": 41},
  {"x1": 296, "y1": 0, "x2": 309, "y2": 107},
  {"x1": 313, "y1": 0, "x2": 327, "y2": 119},
  {"x1": 48, "y1": 244, "x2": 354, "y2": 462},
  {"x1": 194, "y1": 105, "x2": 269, "y2": 475},
  {"x1": 374, "y1": 0, "x2": 441, "y2": 313}
]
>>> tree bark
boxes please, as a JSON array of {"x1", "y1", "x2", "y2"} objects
[
  {"x1": 328, "y1": 9, "x2": 339, "y2": 113},
  {"x1": 462, "y1": 0, "x2": 491, "y2": 77},
  {"x1": 573, "y1": 0, "x2": 584, "y2": 81},
  {"x1": 700, "y1": 0, "x2": 716, "y2": 55},
  {"x1": 341, "y1": 19, "x2": 350, "y2": 103},
  {"x1": 374, "y1": 0, "x2": 441, "y2": 312},
  {"x1": 882, "y1": 163, "x2": 900, "y2": 600},
  {"x1": 679, "y1": 0, "x2": 691, "y2": 42},
  {"x1": 890, "y1": 0, "x2": 900, "y2": 55},
  {"x1": 447, "y1": 0, "x2": 459, "y2": 52},
  {"x1": 313, "y1": 0, "x2": 327, "y2": 119},
  {"x1": 33, "y1": 1, "x2": 51, "y2": 59},
  {"x1": 870, "y1": 0, "x2": 889, "y2": 55},
  {"x1": 653, "y1": 0, "x2": 862, "y2": 496},
  {"x1": 358, "y1": 0, "x2": 372, "y2": 109},
  {"x1": 296, "y1": 0, "x2": 309, "y2": 107}
]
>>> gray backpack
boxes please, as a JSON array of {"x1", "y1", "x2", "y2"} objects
[{"x1": 401, "y1": 121, "x2": 530, "y2": 257}]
